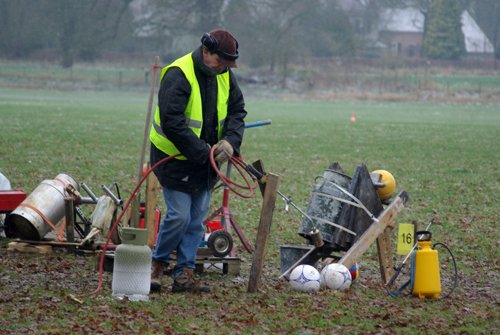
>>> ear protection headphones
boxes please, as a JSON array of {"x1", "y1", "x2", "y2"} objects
[{"x1": 201, "y1": 32, "x2": 239, "y2": 60}]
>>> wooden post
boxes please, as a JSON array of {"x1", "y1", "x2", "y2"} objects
[
  {"x1": 377, "y1": 210, "x2": 398, "y2": 284},
  {"x1": 64, "y1": 197, "x2": 75, "y2": 251},
  {"x1": 376, "y1": 227, "x2": 394, "y2": 285},
  {"x1": 131, "y1": 56, "x2": 161, "y2": 228},
  {"x1": 144, "y1": 162, "x2": 161, "y2": 249},
  {"x1": 129, "y1": 196, "x2": 141, "y2": 228},
  {"x1": 247, "y1": 173, "x2": 279, "y2": 293}
]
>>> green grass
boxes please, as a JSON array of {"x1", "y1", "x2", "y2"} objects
[
  {"x1": 429, "y1": 74, "x2": 500, "y2": 89},
  {"x1": 0, "y1": 87, "x2": 499, "y2": 334},
  {"x1": 2, "y1": 60, "x2": 500, "y2": 100},
  {"x1": 0, "y1": 61, "x2": 147, "y2": 90},
  {"x1": 397, "y1": 73, "x2": 500, "y2": 91}
]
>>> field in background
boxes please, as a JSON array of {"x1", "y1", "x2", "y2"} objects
[
  {"x1": 1, "y1": 59, "x2": 500, "y2": 104},
  {"x1": 0, "y1": 82, "x2": 499, "y2": 333}
]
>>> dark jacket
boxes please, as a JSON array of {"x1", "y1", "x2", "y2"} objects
[{"x1": 151, "y1": 46, "x2": 247, "y2": 193}]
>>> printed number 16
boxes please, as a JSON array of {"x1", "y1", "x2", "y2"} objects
[{"x1": 401, "y1": 233, "x2": 412, "y2": 244}]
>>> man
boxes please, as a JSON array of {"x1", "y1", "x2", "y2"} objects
[{"x1": 149, "y1": 29, "x2": 246, "y2": 293}]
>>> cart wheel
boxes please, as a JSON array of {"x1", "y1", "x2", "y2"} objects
[{"x1": 207, "y1": 230, "x2": 233, "y2": 258}]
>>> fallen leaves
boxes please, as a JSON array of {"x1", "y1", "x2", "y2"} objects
[{"x1": 0, "y1": 241, "x2": 498, "y2": 334}]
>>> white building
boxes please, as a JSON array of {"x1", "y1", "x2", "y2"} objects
[{"x1": 378, "y1": 8, "x2": 494, "y2": 57}]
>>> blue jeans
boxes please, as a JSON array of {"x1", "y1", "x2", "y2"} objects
[{"x1": 152, "y1": 187, "x2": 211, "y2": 279}]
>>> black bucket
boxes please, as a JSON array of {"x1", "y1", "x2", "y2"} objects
[{"x1": 279, "y1": 244, "x2": 317, "y2": 274}]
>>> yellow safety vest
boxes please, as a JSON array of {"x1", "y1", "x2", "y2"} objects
[{"x1": 149, "y1": 53, "x2": 230, "y2": 160}]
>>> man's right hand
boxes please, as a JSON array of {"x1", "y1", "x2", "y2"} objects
[{"x1": 213, "y1": 139, "x2": 234, "y2": 163}]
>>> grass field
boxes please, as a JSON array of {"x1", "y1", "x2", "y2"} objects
[
  {"x1": 2, "y1": 60, "x2": 500, "y2": 102},
  {"x1": 0, "y1": 86, "x2": 499, "y2": 334}
]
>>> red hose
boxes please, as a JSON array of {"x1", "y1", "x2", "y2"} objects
[
  {"x1": 84, "y1": 145, "x2": 256, "y2": 298},
  {"x1": 209, "y1": 145, "x2": 257, "y2": 199}
]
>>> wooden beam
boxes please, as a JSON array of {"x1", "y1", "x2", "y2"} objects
[
  {"x1": 339, "y1": 191, "x2": 408, "y2": 269},
  {"x1": 247, "y1": 173, "x2": 279, "y2": 293},
  {"x1": 7, "y1": 242, "x2": 52, "y2": 254}
]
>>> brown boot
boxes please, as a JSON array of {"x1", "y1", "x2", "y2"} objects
[
  {"x1": 172, "y1": 269, "x2": 210, "y2": 293},
  {"x1": 150, "y1": 260, "x2": 165, "y2": 292}
]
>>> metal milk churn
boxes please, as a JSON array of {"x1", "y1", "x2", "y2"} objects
[
  {"x1": 299, "y1": 169, "x2": 351, "y2": 245},
  {"x1": 112, "y1": 227, "x2": 152, "y2": 301},
  {"x1": 6, "y1": 174, "x2": 78, "y2": 240}
]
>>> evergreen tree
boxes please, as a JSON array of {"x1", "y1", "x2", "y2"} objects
[{"x1": 423, "y1": 0, "x2": 465, "y2": 59}]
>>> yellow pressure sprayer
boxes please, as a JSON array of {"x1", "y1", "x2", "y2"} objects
[
  {"x1": 411, "y1": 231, "x2": 441, "y2": 299},
  {"x1": 386, "y1": 227, "x2": 457, "y2": 300}
]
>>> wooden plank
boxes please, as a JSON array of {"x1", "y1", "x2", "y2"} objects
[
  {"x1": 144, "y1": 163, "x2": 161, "y2": 248},
  {"x1": 169, "y1": 250, "x2": 241, "y2": 275},
  {"x1": 7, "y1": 242, "x2": 52, "y2": 254},
  {"x1": 376, "y1": 227, "x2": 394, "y2": 284},
  {"x1": 223, "y1": 260, "x2": 240, "y2": 275},
  {"x1": 247, "y1": 173, "x2": 279, "y2": 293},
  {"x1": 64, "y1": 197, "x2": 75, "y2": 251},
  {"x1": 338, "y1": 191, "x2": 408, "y2": 269},
  {"x1": 197, "y1": 257, "x2": 241, "y2": 275},
  {"x1": 17, "y1": 240, "x2": 84, "y2": 247}
]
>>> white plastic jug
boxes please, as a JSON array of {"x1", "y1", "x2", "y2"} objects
[{"x1": 112, "y1": 227, "x2": 152, "y2": 301}]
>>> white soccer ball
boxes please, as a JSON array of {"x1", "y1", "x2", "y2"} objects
[
  {"x1": 321, "y1": 263, "x2": 352, "y2": 291},
  {"x1": 289, "y1": 264, "x2": 321, "y2": 292}
]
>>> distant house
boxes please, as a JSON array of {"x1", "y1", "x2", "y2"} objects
[
  {"x1": 377, "y1": 8, "x2": 494, "y2": 58},
  {"x1": 461, "y1": 11, "x2": 495, "y2": 56},
  {"x1": 378, "y1": 8, "x2": 424, "y2": 57}
]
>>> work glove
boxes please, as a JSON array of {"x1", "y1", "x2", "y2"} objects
[{"x1": 214, "y1": 139, "x2": 234, "y2": 163}]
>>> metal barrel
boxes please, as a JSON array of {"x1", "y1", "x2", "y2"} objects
[
  {"x1": 298, "y1": 169, "x2": 351, "y2": 244},
  {"x1": 5, "y1": 174, "x2": 77, "y2": 240}
]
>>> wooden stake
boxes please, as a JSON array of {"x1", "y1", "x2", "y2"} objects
[
  {"x1": 376, "y1": 227, "x2": 394, "y2": 284},
  {"x1": 144, "y1": 162, "x2": 161, "y2": 249},
  {"x1": 247, "y1": 173, "x2": 279, "y2": 293},
  {"x1": 65, "y1": 197, "x2": 75, "y2": 251},
  {"x1": 137, "y1": 56, "x2": 160, "y2": 186},
  {"x1": 131, "y1": 56, "x2": 161, "y2": 228}
]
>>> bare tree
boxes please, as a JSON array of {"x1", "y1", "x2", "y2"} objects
[
  {"x1": 53, "y1": 0, "x2": 133, "y2": 67},
  {"x1": 240, "y1": 0, "x2": 318, "y2": 73},
  {"x1": 0, "y1": 0, "x2": 53, "y2": 58},
  {"x1": 133, "y1": 0, "x2": 228, "y2": 58}
]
